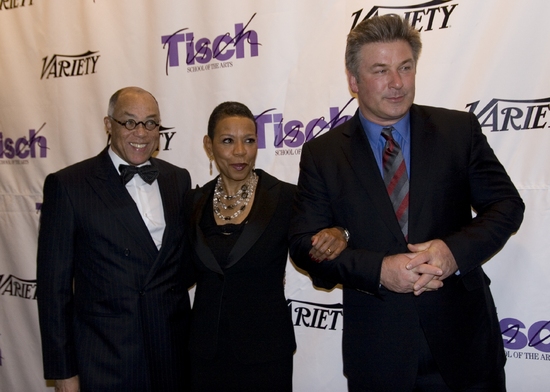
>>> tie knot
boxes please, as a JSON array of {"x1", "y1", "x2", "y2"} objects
[
  {"x1": 119, "y1": 163, "x2": 159, "y2": 185},
  {"x1": 381, "y1": 127, "x2": 394, "y2": 141}
]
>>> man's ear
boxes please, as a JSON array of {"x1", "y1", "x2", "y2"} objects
[
  {"x1": 346, "y1": 69, "x2": 359, "y2": 94},
  {"x1": 104, "y1": 116, "x2": 112, "y2": 134}
]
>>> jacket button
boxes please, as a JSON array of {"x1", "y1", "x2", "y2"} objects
[
  {"x1": 124, "y1": 249, "x2": 130, "y2": 256},
  {"x1": 218, "y1": 274, "x2": 224, "y2": 282}
]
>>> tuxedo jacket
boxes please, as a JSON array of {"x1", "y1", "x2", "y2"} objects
[
  {"x1": 289, "y1": 105, "x2": 524, "y2": 391},
  {"x1": 37, "y1": 147, "x2": 193, "y2": 392},
  {"x1": 184, "y1": 169, "x2": 296, "y2": 364}
]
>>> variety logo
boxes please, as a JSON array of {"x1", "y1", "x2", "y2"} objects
[
  {"x1": 161, "y1": 13, "x2": 260, "y2": 75},
  {"x1": 350, "y1": 0, "x2": 458, "y2": 31},
  {"x1": 0, "y1": 123, "x2": 48, "y2": 163},
  {"x1": 466, "y1": 97, "x2": 550, "y2": 132},
  {"x1": 255, "y1": 98, "x2": 355, "y2": 155},
  {"x1": 501, "y1": 318, "x2": 550, "y2": 362},
  {"x1": 0, "y1": 274, "x2": 37, "y2": 300},
  {"x1": 159, "y1": 128, "x2": 177, "y2": 151},
  {"x1": 41, "y1": 50, "x2": 100, "y2": 79},
  {"x1": 0, "y1": 0, "x2": 33, "y2": 11},
  {"x1": 288, "y1": 299, "x2": 343, "y2": 331}
]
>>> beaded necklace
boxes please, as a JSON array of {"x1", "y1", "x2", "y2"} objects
[{"x1": 213, "y1": 171, "x2": 258, "y2": 221}]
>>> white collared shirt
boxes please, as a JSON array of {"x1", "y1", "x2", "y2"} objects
[{"x1": 109, "y1": 147, "x2": 165, "y2": 250}]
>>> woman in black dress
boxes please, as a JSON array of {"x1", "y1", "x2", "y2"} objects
[{"x1": 184, "y1": 101, "x2": 346, "y2": 391}]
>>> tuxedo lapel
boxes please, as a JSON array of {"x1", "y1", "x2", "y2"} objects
[
  {"x1": 408, "y1": 105, "x2": 436, "y2": 242},
  {"x1": 157, "y1": 169, "x2": 177, "y2": 245},
  {"x1": 224, "y1": 171, "x2": 279, "y2": 269},
  {"x1": 345, "y1": 115, "x2": 407, "y2": 245},
  {"x1": 144, "y1": 162, "x2": 182, "y2": 282},
  {"x1": 87, "y1": 148, "x2": 158, "y2": 260}
]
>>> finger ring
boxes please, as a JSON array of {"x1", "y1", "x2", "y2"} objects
[{"x1": 326, "y1": 248, "x2": 332, "y2": 254}]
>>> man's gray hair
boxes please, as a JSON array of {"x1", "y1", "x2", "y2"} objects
[{"x1": 345, "y1": 14, "x2": 422, "y2": 79}]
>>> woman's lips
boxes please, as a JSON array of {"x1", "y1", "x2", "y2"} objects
[{"x1": 231, "y1": 163, "x2": 248, "y2": 171}]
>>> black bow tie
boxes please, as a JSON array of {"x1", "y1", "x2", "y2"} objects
[{"x1": 119, "y1": 163, "x2": 159, "y2": 185}]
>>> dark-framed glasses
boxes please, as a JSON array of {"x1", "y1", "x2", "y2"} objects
[{"x1": 109, "y1": 116, "x2": 160, "y2": 131}]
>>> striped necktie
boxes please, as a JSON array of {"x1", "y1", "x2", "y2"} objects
[{"x1": 381, "y1": 127, "x2": 409, "y2": 238}]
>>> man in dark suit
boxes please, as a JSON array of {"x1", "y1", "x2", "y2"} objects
[
  {"x1": 289, "y1": 15, "x2": 524, "y2": 391},
  {"x1": 37, "y1": 87, "x2": 193, "y2": 392}
]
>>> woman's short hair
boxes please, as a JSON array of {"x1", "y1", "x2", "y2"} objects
[{"x1": 207, "y1": 101, "x2": 256, "y2": 139}]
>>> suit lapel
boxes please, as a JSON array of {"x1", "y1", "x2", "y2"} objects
[
  {"x1": 224, "y1": 170, "x2": 279, "y2": 269},
  {"x1": 193, "y1": 181, "x2": 224, "y2": 274},
  {"x1": 191, "y1": 171, "x2": 279, "y2": 273},
  {"x1": 86, "y1": 148, "x2": 158, "y2": 260},
  {"x1": 344, "y1": 113, "x2": 407, "y2": 245},
  {"x1": 408, "y1": 105, "x2": 436, "y2": 243}
]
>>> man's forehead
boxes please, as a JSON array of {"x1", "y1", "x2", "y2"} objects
[
  {"x1": 361, "y1": 39, "x2": 413, "y2": 52},
  {"x1": 360, "y1": 41, "x2": 414, "y2": 63},
  {"x1": 114, "y1": 92, "x2": 159, "y2": 115}
]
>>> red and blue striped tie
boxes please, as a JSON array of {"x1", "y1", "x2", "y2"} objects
[{"x1": 381, "y1": 127, "x2": 409, "y2": 238}]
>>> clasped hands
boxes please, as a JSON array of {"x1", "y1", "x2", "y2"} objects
[
  {"x1": 308, "y1": 231, "x2": 457, "y2": 297},
  {"x1": 381, "y1": 239, "x2": 458, "y2": 296}
]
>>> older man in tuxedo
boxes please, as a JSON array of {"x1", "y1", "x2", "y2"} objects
[
  {"x1": 290, "y1": 15, "x2": 524, "y2": 391},
  {"x1": 37, "y1": 87, "x2": 193, "y2": 392}
]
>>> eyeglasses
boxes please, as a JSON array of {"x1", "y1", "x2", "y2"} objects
[{"x1": 109, "y1": 116, "x2": 160, "y2": 131}]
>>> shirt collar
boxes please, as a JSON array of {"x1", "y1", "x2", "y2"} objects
[{"x1": 358, "y1": 110, "x2": 411, "y2": 146}]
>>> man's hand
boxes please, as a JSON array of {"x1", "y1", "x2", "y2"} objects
[
  {"x1": 380, "y1": 252, "x2": 443, "y2": 294},
  {"x1": 54, "y1": 376, "x2": 79, "y2": 392},
  {"x1": 406, "y1": 239, "x2": 458, "y2": 295},
  {"x1": 309, "y1": 227, "x2": 348, "y2": 262}
]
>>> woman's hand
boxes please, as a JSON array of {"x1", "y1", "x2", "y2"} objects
[{"x1": 309, "y1": 227, "x2": 348, "y2": 263}]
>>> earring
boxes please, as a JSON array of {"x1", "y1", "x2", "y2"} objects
[{"x1": 209, "y1": 157, "x2": 213, "y2": 176}]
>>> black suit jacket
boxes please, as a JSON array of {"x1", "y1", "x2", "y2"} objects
[
  {"x1": 184, "y1": 169, "x2": 296, "y2": 364},
  {"x1": 37, "y1": 147, "x2": 193, "y2": 392},
  {"x1": 289, "y1": 105, "x2": 524, "y2": 390}
]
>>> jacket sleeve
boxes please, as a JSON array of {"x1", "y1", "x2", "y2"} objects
[
  {"x1": 441, "y1": 112, "x2": 524, "y2": 275},
  {"x1": 289, "y1": 141, "x2": 386, "y2": 295},
  {"x1": 36, "y1": 173, "x2": 78, "y2": 379}
]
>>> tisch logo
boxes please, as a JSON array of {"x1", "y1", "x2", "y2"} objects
[
  {"x1": 41, "y1": 50, "x2": 100, "y2": 79},
  {"x1": 351, "y1": 0, "x2": 458, "y2": 31},
  {"x1": 0, "y1": 123, "x2": 48, "y2": 161},
  {"x1": 500, "y1": 317, "x2": 550, "y2": 363},
  {"x1": 161, "y1": 13, "x2": 260, "y2": 75},
  {"x1": 466, "y1": 97, "x2": 550, "y2": 132},
  {"x1": 288, "y1": 299, "x2": 343, "y2": 331},
  {"x1": 256, "y1": 98, "x2": 355, "y2": 153}
]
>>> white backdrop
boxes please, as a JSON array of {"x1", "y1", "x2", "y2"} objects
[{"x1": 1, "y1": 1, "x2": 549, "y2": 391}]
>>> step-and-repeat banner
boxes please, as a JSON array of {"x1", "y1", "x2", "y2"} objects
[{"x1": 0, "y1": 1, "x2": 548, "y2": 391}]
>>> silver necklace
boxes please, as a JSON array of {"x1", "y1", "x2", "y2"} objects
[{"x1": 213, "y1": 171, "x2": 257, "y2": 221}]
